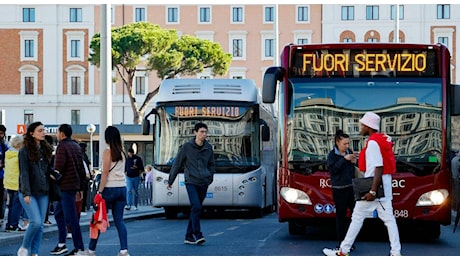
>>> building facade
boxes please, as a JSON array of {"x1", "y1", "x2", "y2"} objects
[{"x1": 0, "y1": 4, "x2": 459, "y2": 149}]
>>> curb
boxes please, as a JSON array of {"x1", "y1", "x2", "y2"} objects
[{"x1": 0, "y1": 207, "x2": 164, "y2": 247}]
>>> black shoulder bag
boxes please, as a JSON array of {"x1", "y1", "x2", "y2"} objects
[{"x1": 352, "y1": 177, "x2": 384, "y2": 201}]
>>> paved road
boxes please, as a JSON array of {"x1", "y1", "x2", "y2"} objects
[{"x1": 0, "y1": 205, "x2": 164, "y2": 246}]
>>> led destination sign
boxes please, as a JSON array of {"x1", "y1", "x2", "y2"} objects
[
  {"x1": 302, "y1": 53, "x2": 426, "y2": 72},
  {"x1": 290, "y1": 47, "x2": 439, "y2": 78},
  {"x1": 174, "y1": 106, "x2": 241, "y2": 118}
]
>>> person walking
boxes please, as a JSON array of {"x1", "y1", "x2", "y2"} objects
[
  {"x1": 79, "y1": 142, "x2": 92, "y2": 213},
  {"x1": 82, "y1": 125, "x2": 129, "y2": 256},
  {"x1": 144, "y1": 164, "x2": 153, "y2": 204},
  {"x1": 325, "y1": 130, "x2": 356, "y2": 251},
  {"x1": 3, "y1": 135, "x2": 26, "y2": 232},
  {"x1": 0, "y1": 124, "x2": 9, "y2": 228},
  {"x1": 167, "y1": 122, "x2": 215, "y2": 245},
  {"x1": 124, "y1": 148, "x2": 144, "y2": 211},
  {"x1": 323, "y1": 112, "x2": 402, "y2": 256},
  {"x1": 17, "y1": 122, "x2": 54, "y2": 256},
  {"x1": 51, "y1": 124, "x2": 87, "y2": 256}
]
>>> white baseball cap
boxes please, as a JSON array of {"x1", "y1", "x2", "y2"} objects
[{"x1": 359, "y1": 112, "x2": 380, "y2": 131}]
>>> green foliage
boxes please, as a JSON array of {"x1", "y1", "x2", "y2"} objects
[
  {"x1": 88, "y1": 21, "x2": 232, "y2": 123},
  {"x1": 148, "y1": 35, "x2": 231, "y2": 79},
  {"x1": 89, "y1": 21, "x2": 177, "y2": 69}
]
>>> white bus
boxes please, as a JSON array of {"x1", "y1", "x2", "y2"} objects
[{"x1": 142, "y1": 78, "x2": 277, "y2": 218}]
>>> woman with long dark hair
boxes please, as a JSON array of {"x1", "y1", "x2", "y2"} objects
[
  {"x1": 17, "y1": 122, "x2": 53, "y2": 256},
  {"x1": 83, "y1": 125, "x2": 129, "y2": 256}
]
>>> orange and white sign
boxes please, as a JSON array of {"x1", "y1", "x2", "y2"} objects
[{"x1": 17, "y1": 124, "x2": 26, "y2": 134}]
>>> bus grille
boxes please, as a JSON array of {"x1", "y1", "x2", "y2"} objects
[
  {"x1": 172, "y1": 84, "x2": 201, "y2": 94},
  {"x1": 213, "y1": 85, "x2": 242, "y2": 94}
]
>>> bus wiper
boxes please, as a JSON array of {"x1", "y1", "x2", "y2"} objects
[
  {"x1": 154, "y1": 164, "x2": 173, "y2": 173},
  {"x1": 288, "y1": 160, "x2": 327, "y2": 175},
  {"x1": 396, "y1": 160, "x2": 424, "y2": 173}
]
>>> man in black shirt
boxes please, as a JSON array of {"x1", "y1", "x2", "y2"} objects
[{"x1": 124, "y1": 148, "x2": 144, "y2": 210}]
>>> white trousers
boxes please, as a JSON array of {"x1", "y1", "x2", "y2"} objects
[{"x1": 340, "y1": 199, "x2": 401, "y2": 256}]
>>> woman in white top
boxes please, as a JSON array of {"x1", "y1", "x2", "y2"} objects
[{"x1": 85, "y1": 126, "x2": 129, "y2": 256}]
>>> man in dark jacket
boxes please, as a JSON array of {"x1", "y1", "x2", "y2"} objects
[
  {"x1": 167, "y1": 122, "x2": 215, "y2": 245},
  {"x1": 0, "y1": 124, "x2": 8, "y2": 227},
  {"x1": 124, "y1": 148, "x2": 144, "y2": 211},
  {"x1": 51, "y1": 124, "x2": 87, "y2": 256}
]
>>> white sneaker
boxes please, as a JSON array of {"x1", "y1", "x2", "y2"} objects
[
  {"x1": 76, "y1": 250, "x2": 96, "y2": 256},
  {"x1": 117, "y1": 250, "x2": 129, "y2": 256},
  {"x1": 66, "y1": 233, "x2": 72, "y2": 239},
  {"x1": 322, "y1": 247, "x2": 349, "y2": 256},
  {"x1": 132, "y1": 206, "x2": 138, "y2": 211},
  {"x1": 17, "y1": 247, "x2": 28, "y2": 256}
]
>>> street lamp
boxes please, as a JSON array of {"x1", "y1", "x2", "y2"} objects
[{"x1": 86, "y1": 124, "x2": 96, "y2": 167}]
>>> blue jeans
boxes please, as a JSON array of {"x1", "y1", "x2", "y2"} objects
[
  {"x1": 126, "y1": 176, "x2": 140, "y2": 207},
  {"x1": 54, "y1": 190, "x2": 85, "y2": 250},
  {"x1": 185, "y1": 183, "x2": 208, "y2": 239},
  {"x1": 6, "y1": 189, "x2": 23, "y2": 228},
  {"x1": 18, "y1": 193, "x2": 48, "y2": 255},
  {"x1": 89, "y1": 186, "x2": 128, "y2": 251}
]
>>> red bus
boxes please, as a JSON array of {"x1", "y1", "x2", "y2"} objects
[{"x1": 262, "y1": 43, "x2": 460, "y2": 239}]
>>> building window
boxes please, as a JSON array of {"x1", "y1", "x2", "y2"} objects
[
  {"x1": 264, "y1": 39, "x2": 274, "y2": 58},
  {"x1": 71, "y1": 76, "x2": 81, "y2": 95},
  {"x1": 438, "y1": 37, "x2": 449, "y2": 47},
  {"x1": 232, "y1": 39, "x2": 243, "y2": 58},
  {"x1": 135, "y1": 76, "x2": 146, "y2": 95},
  {"x1": 366, "y1": 5, "x2": 379, "y2": 20},
  {"x1": 135, "y1": 7, "x2": 145, "y2": 22},
  {"x1": 341, "y1": 6, "x2": 354, "y2": 21},
  {"x1": 71, "y1": 40, "x2": 80, "y2": 58},
  {"x1": 71, "y1": 110, "x2": 80, "y2": 125},
  {"x1": 228, "y1": 67, "x2": 246, "y2": 79},
  {"x1": 297, "y1": 38, "x2": 308, "y2": 44},
  {"x1": 20, "y1": 65, "x2": 39, "y2": 95},
  {"x1": 232, "y1": 7, "x2": 243, "y2": 23},
  {"x1": 25, "y1": 76, "x2": 34, "y2": 95},
  {"x1": 294, "y1": 30, "x2": 312, "y2": 46},
  {"x1": 20, "y1": 31, "x2": 38, "y2": 61},
  {"x1": 199, "y1": 7, "x2": 210, "y2": 23},
  {"x1": 167, "y1": 7, "x2": 178, "y2": 23},
  {"x1": 437, "y1": 4, "x2": 450, "y2": 19},
  {"x1": 297, "y1": 6, "x2": 308, "y2": 22},
  {"x1": 390, "y1": 5, "x2": 404, "y2": 20},
  {"x1": 264, "y1": 6, "x2": 274, "y2": 22},
  {"x1": 24, "y1": 40, "x2": 34, "y2": 58},
  {"x1": 24, "y1": 110, "x2": 34, "y2": 126},
  {"x1": 23, "y1": 8, "x2": 35, "y2": 22},
  {"x1": 66, "y1": 31, "x2": 85, "y2": 61},
  {"x1": 70, "y1": 8, "x2": 82, "y2": 22},
  {"x1": 367, "y1": 38, "x2": 378, "y2": 42},
  {"x1": 343, "y1": 38, "x2": 353, "y2": 43}
]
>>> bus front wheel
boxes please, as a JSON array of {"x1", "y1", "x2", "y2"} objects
[
  {"x1": 288, "y1": 220, "x2": 307, "y2": 235},
  {"x1": 164, "y1": 207, "x2": 178, "y2": 219}
]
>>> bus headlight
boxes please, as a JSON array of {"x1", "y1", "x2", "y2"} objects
[
  {"x1": 416, "y1": 189, "x2": 449, "y2": 206},
  {"x1": 280, "y1": 187, "x2": 312, "y2": 205}
]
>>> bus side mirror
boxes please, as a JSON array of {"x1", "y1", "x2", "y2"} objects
[
  {"x1": 453, "y1": 84, "x2": 460, "y2": 116},
  {"x1": 142, "y1": 119, "x2": 150, "y2": 135},
  {"x1": 260, "y1": 119, "x2": 270, "y2": 141},
  {"x1": 263, "y1": 67, "x2": 284, "y2": 103}
]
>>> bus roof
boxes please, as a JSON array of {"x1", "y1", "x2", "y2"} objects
[{"x1": 154, "y1": 78, "x2": 259, "y2": 105}]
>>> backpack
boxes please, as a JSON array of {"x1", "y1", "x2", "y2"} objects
[{"x1": 358, "y1": 133, "x2": 396, "y2": 174}]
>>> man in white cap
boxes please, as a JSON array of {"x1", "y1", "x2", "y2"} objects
[{"x1": 323, "y1": 112, "x2": 402, "y2": 256}]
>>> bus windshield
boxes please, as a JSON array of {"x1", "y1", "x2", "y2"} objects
[
  {"x1": 155, "y1": 105, "x2": 260, "y2": 173},
  {"x1": 288, "y1": 77, "x2": 442, "y2": 175}
]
